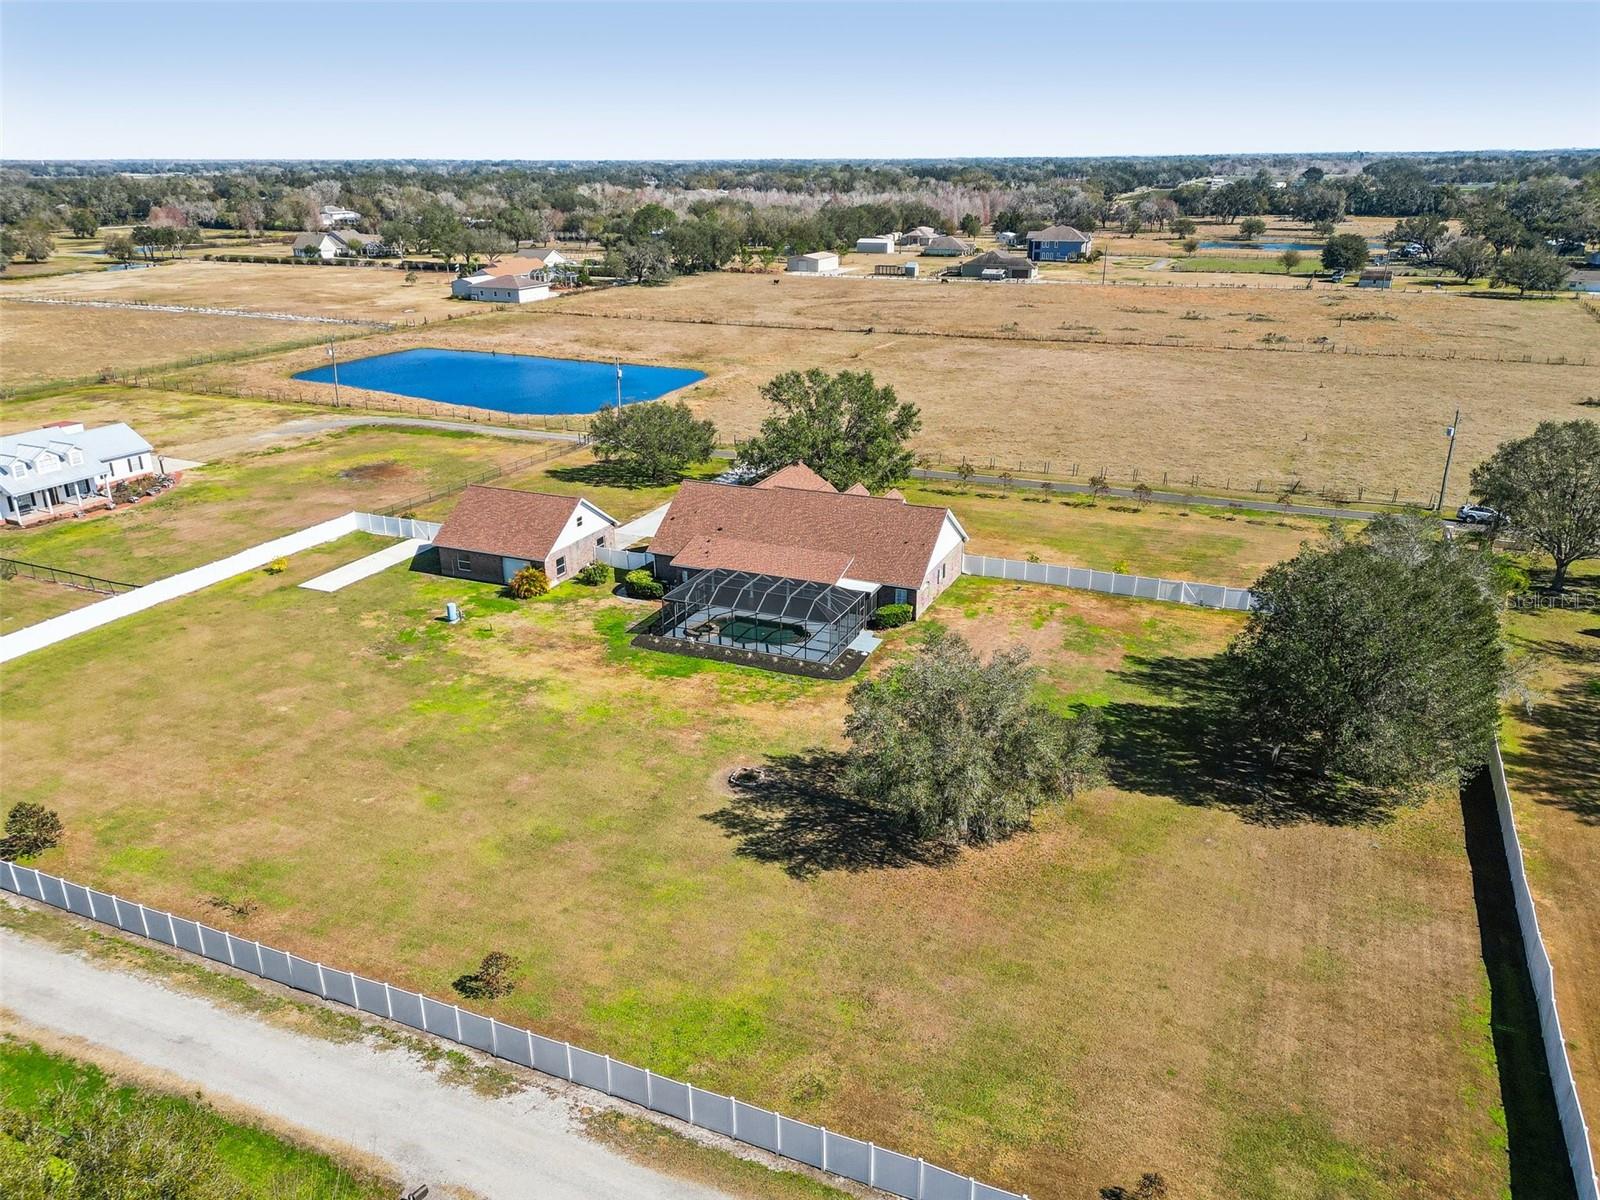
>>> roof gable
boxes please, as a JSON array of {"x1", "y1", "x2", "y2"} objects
[
  {"x1": 650, "y1": 481, "x2": 961, "y2": 590},
  {"x1": 752, "y1": 463, "x2": 837, "y2": 493},
  {"x1": 433, "y1": 486, "x2": 614, "y2": 562}
]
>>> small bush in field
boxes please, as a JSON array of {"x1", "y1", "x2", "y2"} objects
[
  {"x1": 1, "y1": 802, "x2": 63, "y2": 859},
  {"x1": 625, "y1": 568, "x2": 663, "y2": 599},
  {"x1": 454, "y1": 950, "x2": 520, "y2": 999},
  {"x1": 870, "y1": 603, "x2": 914, "y2": 629},
  {"x1": 576, "y1": 560, "x2": 613, "y2": 586},
  {"x1": 507, "y1": 566, "x2": 549, "y2": 599},
  {"x1": 263, "y1": 557, "x2": 288, "y2": 575}
]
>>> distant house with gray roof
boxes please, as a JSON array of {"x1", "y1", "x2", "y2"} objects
[
  {"x1": 0, "y1": 421, "x2": 157, "y2": 525},
  {"x1": 1025, "y1": 225, "x2": 1093, "y2": 262}
]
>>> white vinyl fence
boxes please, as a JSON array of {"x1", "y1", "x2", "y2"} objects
[
  {"x1": 597, "y1": 546, "x2": 652, "y2": 571},
  {"x1": 0, "y1": 861, "x2": 1026, "y2": 1200},
  {"x1": 1488, "y1": 745, "x2": 1600, "y2": 1199},
  {"x1": 962, "y1": 554, "x2": 1256, "y2": 612},
  {"x1": 0, "y1": 512, "x2": 438, "y2": 665}
]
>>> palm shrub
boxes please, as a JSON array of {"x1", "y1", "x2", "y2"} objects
[{"x1": 506, "y1": 565, "x2": 549, "y2": 599}]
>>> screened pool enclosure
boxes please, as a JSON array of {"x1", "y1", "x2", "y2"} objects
[{"x1": 649, "y1": 568, "x2": 873, "y2": 665}]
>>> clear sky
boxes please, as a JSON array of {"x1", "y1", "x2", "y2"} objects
[{"x1": 2, "y1": 1, "x2": 1594, "y2": 160}]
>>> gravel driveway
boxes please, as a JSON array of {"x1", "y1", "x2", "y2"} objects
[{"x1": 0, "y1": 928, "x2": 729, "y2": 1199}]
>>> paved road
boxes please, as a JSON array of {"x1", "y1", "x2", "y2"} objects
[{"x1": 0, "y1": 928, "x2": 727, "y2": 1200}]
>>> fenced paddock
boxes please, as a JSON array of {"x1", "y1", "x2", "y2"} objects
[
  {"x1": 0, "y1": 861, "x2": 1026, "y2": 1200},
  {"x1": 1488, "y1": 745, "x2": 1600, "y2": 1200},
  {"x1": 963, "y1": 554, "x2": 1256, "y2": 612}
]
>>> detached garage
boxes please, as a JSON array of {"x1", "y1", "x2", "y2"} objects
[{"x1": 433, "y1": 485, "x2": 618, "y2": 586}]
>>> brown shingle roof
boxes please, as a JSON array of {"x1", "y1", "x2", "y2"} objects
[
  {"x1": 433, "y1": 486, "x2": 605, "y2": 562},
  {"x1": 649, "y1": 481, "x2": 956, "y2": 590},
  {"x1": 672, "y1": 535, "x2": 854, "y2": 584},
  {"x1": 752, "y1": 463, "x2": 837, "y2": 493},
  {"x1": 843, "y1": 482, "x2": 871, "y2": 496}
]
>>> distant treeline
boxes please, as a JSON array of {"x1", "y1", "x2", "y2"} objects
[{"x1": 2, "y1": 153, "x2": 1595, "y2": 275}]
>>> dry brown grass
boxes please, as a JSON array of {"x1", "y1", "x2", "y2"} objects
[
  {"x1": 0, "y1": 385, "x2": 329, "y2": 460},
  {"x1": 1501, "y1": 560, "x2": 1600, "y2": 1157},
  {"x1": 0, "y1": 258, "x2": 468, "y2": 323},
  {"x1": 0, "y1": 560, "x2": 1508, "y2": 1199},
  {"x1": 0, "y1": 302, "x2": 334, "y2": 390},
  {"x1": 199, "y1": 272, "x2": 1598, "y2": 503}
]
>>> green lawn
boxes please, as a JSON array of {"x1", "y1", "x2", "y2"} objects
[
  {"x1": 0, "y1": 540, "x2": 1508, "y2": 1199},
  {"x1": 1171, "y1": 255, "x2": 1324, "y2": 275},
  {"x1": 0, "y1": 426, "x2": 556, "y2": 585},
  {"x1": 0, "y1": 574, "x2": 101, "y2": 633},
  {"x1": 0, "y1": 1037, "x2": 388, "y2": 1197}
]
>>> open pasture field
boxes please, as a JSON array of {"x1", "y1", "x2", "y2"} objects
[
  {"x1": 0, "y1": 300, "x2": 348, "y2": 392},
  {"x1": 207, "y1": 273, "x2": 1599, "y2": 503},
  {"x1": 1502, "y1": 557, "x2": 1600, "y2": 1159},
  {"x1": 0, "y1": 384, "x2": 330, "y2": 460},
  {"x1": 0, "y1": 424, "x2": 548, "y2": 584},
  {"x1": 0, "y1": 258, "x2": 468, "y2": 326},
  {"x1": 0, "y1": 553, "x2": 1510, "y2": 1199}
]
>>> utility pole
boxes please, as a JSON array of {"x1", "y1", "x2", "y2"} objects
[
  {"x1": 327, "y1": 341, "x2": 342, "y2": 407},
  {"x1": 1436, "y1": 408, "x2": 1460, "y2": 512},
  {"x1": 615, "y1": 357, "x2": 622, "y2": 412}
]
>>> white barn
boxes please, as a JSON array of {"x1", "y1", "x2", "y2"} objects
[
  {"x1": 786, "y1": 251, "x2": 839, "y2": 274},
  {"x1": 450, "y1": 272, "x2": 554, "y2": 303},
  {"x1": 855, "y1": 235, "x2": 896, "y2": 254}
]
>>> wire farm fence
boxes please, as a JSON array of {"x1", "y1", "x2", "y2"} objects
[
  {"x1": 963, "y1": 554, "x2": 1256, "y2": 612},
  {"x1": 0, "y1": 557, "x2": 136, "y2": 595},
  {"x1": 922, "y1": 462, "x2": 1431, "y2": 510},
  {"x1": 0, "y1": 861, "x2": 1027, "y2": 1200}
]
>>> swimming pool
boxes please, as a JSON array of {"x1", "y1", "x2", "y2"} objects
[{"x1": 293, "y1": 348, "x2": 706, "y2": 415}]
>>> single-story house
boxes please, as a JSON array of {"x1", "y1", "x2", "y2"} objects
[
  {"x1": 957, "y1": 250, "x2": 1037, "y2": 280},
  {"x1": 476, "y1": 250, "x2": 568, "y2": 276},
  {"x1": 433, "y1": 486, "x2": 618, "y2": 586},
  {"x1": 640, "y1": 463, "x2": 968, "y2": 668},
  {"x1": 293, "y1": 230, "x2": 395, "y2": 259},
  {"x1": 921, "y1": 235, "x2": 974, "y2": 257},
  {"x1": 1026, "y1": 225, "x2": 1093, "y2": 262},
  {"x1": 1358, "y1": 268, "x2": 1393, "y2": 289},
  {"x1": 786, "y1": 251, "x2": 839, "y2": 274},
  {"x1": 899, "y1": 226, "x2": 940, "y2": 247},
  {"x1": 0, "y1": 421, "x2": 157, "y2": 526},
  {"x1": 996, "y1": 231, "x2": 1020, "y2": 247},
  {"x1": 855, "y1": 235, "x2": 896, "y2": 254},
  {"x1": 450, "y1": 272, "x2": 553, "y2": 303},
  {"x1": 318, "y1": 204, "x2": 362, "y2": 228}
]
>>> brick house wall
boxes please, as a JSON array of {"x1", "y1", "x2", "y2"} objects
[{"x1": 914, "y1": 541, "x2": 964, "y2": 617}]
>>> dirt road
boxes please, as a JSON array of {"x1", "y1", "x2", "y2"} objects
[{"x1": 0, "y1": 928, "x2": 729, "y2": 1199}]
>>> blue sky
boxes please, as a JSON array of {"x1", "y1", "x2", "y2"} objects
[{"x1": 2, "y1": 2, "x2": 1594, "y2": 160}]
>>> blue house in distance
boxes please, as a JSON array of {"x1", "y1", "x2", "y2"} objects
[{"x1": 1026, "y1": 224, "x2": 1094, "y2": 262}]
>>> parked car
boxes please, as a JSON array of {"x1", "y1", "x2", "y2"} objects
[{"x1": 1455, "y1": 503, "x2": 1503, "y2": 525}]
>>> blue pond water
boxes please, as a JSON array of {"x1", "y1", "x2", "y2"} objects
[{"x1": 293, "y1": 348, "x2": 706, "y2": 415}]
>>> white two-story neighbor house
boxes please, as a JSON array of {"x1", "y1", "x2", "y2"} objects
[{"x1": 0, "y1": 422, "x2": 157, "y2": 526}]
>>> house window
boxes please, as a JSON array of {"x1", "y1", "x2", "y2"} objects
[
  {"x1": 576, "y1": 514, "x2": 583, "y2": 527},
  {"x1": 456, "y1": 554, "x2": 472, "y2": 572},
  {"x1": 596, "y1": 535, "x2": 606, "y2": 548},
  {"x1": 555, "y1": 556, "x2": 567, "y2": 576}
]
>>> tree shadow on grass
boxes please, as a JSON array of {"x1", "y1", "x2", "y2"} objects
[
  {"x1": 545, "y1": 460, "x2": 677, "y2": 491},
  {"x1": 703, "y1": 751, "x2": 954, "y2": 879},
  {"x1": 1098, "y1": 654, "x2": 1402, "y2": 827},
  {"x1": 1506, "y1": 671, "x2": 1600, "y2": 824}
]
